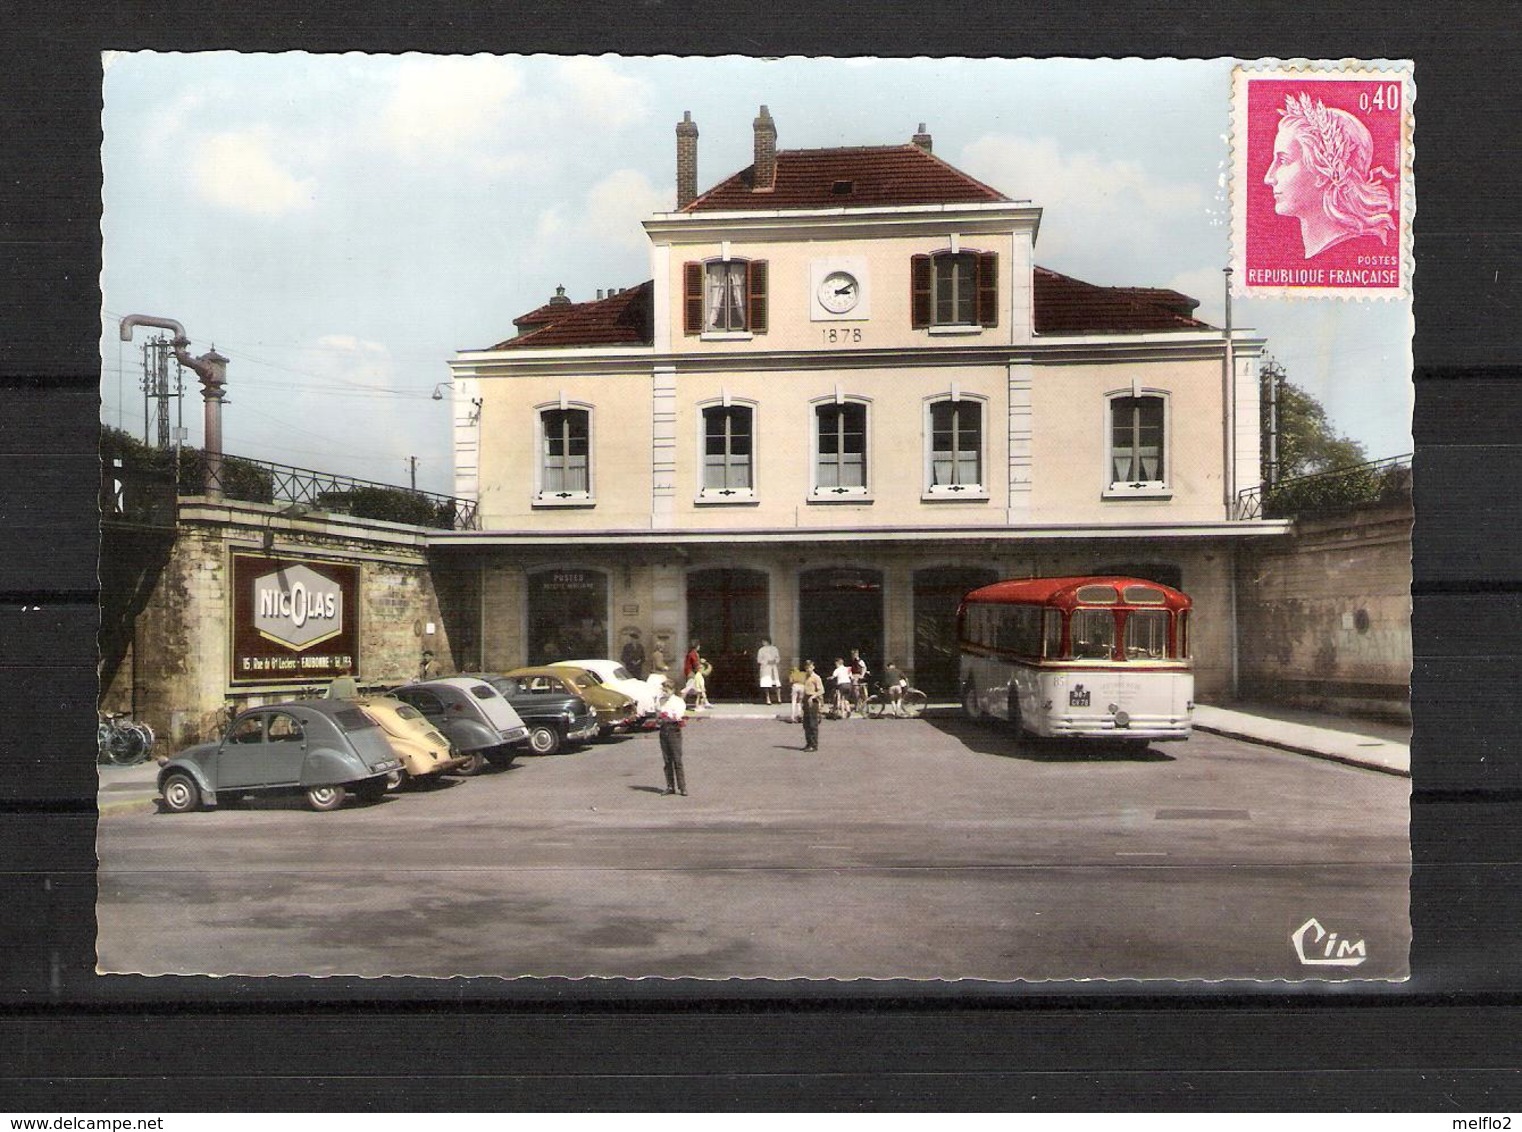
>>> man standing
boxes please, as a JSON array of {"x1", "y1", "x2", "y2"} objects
[
  {"x1": 801, "y1": 660, "x2": 825, "y2": 752},
  {"x1": 620, "y1": 629, "x2": 647, "y2": 680},
  {"x1": 657, "y1": 679, "x2": 688, "y2": 796}
]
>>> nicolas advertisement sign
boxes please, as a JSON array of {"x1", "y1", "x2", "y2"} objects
[{"x1": 230, "y1": 553, "x2": 359, "y2": 684}]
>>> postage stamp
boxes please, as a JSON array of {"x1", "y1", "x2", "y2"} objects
[{"x1": 1232, "y1": 60, "x2": 1415, "y2": 299}]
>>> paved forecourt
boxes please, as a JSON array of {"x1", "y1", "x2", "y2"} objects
[{"x1": 96, "y1": 710, "x2": 1411, "y2": 983}]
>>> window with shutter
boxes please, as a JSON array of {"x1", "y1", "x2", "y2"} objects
[
  {"x1": 916, "y1": 250, "x2": 997, "y2": 329},
  {"x1": 746, "y1": 260, "x2": 768, "y2": 334},
  {"x1": 911, "y1": 255, "x2": 932, "y2": 328},
  {"x1": 976, "y1": 251, "x2": 999, "y2": 327},
  {"x1": 683, "y1": 262, "x2": 703, "y2": 335}
]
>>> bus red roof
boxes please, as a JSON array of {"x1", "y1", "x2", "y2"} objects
[{"x1": 960, "y1": 576, "x2": 1191, "y2": 611}]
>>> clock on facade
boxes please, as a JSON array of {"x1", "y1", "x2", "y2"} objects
[{"x1": 816, "y1": 270, "x2": 861, "y2": 314}]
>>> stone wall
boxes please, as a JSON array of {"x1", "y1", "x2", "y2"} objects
[
  {"x1": 1235, "y1": 499, "x2": 1413, "y2": 721},
  {"x1": 101, "y1": 498, "x2": 455, "y2": 748}
]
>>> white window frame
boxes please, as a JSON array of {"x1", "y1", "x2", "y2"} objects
[
  {"x1": 533, "y1": 401, "x2": 596, "y2": 507},
  {"x1": 695, "y1": 399, "x2": 758, "y2": 504},
  {"x1": 1103, "y1": 387, "x2": 1172, "y2": 499},
  {"x1": 701, "y1": 258, "x2": 753, "y2": 340},
  {"x1": 809, "y1": 395, "x2": 872, "y2": 502},
  {"x1": 930, "y1": 250, "x2": 979, "y2": 329},
  {"x1": 922, "y1": 393, "x2": 989, "y2": 500}
]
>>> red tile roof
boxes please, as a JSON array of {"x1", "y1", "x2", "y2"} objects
[
  {"x1": 491, "y1": 281, "x2": 655, "y2": 350},
  {"x1": 682, "y1": 145, "x2": 1009, "y2": 212},
  {"x1": 492, "y1": 270, "x2": 1209, "y2": 350},
  {"x1": 1033, "y1": 268, "x2": 1213, "y2": 334}
]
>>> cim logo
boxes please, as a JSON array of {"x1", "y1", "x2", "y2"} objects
[
  {"x1": 1291, "y1": 917, "x2": 1368, "y2": 967},
  {"x1": 253, "y1": 564, "x2": 345, "y2": 651}
]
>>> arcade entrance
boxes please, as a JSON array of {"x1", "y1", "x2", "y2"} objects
[
  {"x1": 798, "y1": 567, "x2": 884, "y2": 679},
  {"x1": 686, "y1": 567, "x2": 769, "y2": 700},
  {"x1": 912, "y1": 565, "x2": 999, "y2": 697}
]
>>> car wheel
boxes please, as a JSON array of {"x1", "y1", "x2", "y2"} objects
[
  {"x1": 160, "y1": 772, "x2": 201, "y2": 814},
  {"x1": 305, "y1": 784, "x2": 347, "y2": 812},
  {"x1": 352, "y1": 778, "x2": 388, "y2": 805},
  {"x1": 453, "y1": 753, "x2": 487, "y2": 776},
  {"x1": 528, "y1": 725, "x2": 561, "y2": 755},
  {"x1": 1007, "y1": 687, "x2": 1024, "y2": 737},
  {"x1": 595, "y1": 724, "x2": 617, "y2": 742},
  {"x1": 962, "y1": 682, "x2": 979, "y2": 719}
]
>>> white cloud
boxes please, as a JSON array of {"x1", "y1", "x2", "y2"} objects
[
  {"x1": 195, "y1": 129, "x2": 314, "y2": 216},
  {"x1": 381, "y1": 55, "x2": 523, "y2": 159},
  {"x1": 960, "y1": 134, "x2": 1207, "y2": 267},
  {"x1": 554, "y1": 57, "x2": 650, "y2": 130},
  {"x1": 583, "y1": 169, "x2": 670, "y2": 250}
]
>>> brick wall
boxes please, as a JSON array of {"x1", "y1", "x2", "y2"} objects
[{"x1": 101, "y1": 500, "x2": 454, "y2": 748}]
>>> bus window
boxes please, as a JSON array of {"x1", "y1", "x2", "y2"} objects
[
  {"x1": 1124, "y1": 609, "x2": 1169, "y2": 659},
  {"x1": 1122, "y1": 584, "x2": 1166, "y2": 605},
  {"x1": 1070, "y1": 609, "x2": 1116, "y2": 659},
  {"x1": 1043, "y1": 609, "x2": 1063, "y2": 658},
  {"x1": 1076, "y1": 584, "x2": 1119, "y2": 604},
  {"x1": 1178, "y1": 610, "x2": 1190, "y2": 658},
  {"x1": 997, "y1": 604, "x2": 1042, "y2": 656}
]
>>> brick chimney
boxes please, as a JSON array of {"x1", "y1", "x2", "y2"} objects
[
  {"x1": 752, "y1": 105, "x2": 777, "y2": 191},
  {"x1": 676, "y1": 111, "x2": 699, "y2": 209},
  {"x1": 911, "y1": 122, "x2": 932, "y2": 153}
]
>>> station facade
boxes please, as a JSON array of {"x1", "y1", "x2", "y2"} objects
[{"x1": 431, "y1": 108, "x2": 1284, "y2": 700}]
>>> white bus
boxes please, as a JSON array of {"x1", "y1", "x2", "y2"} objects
[{"x1": 957, "y1": 575, "x2": 1194, "y2": 747}]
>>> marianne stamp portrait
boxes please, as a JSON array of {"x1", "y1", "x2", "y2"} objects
[{"x1": 1232, "y1": 62, "x2": 1415, "y2": 299}]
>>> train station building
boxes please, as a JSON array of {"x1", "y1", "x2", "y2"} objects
[{"x1": 428, "y1": 107, "x2": 1286, "y2": 700}]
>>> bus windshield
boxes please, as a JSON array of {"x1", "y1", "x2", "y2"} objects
[{"x1": 1070, "y1": 609, "x2": 1116, "y2": 659}]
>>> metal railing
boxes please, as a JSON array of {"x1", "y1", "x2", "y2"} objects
[
  {"x1": 1233, "y1": 453, "x2": 1413, "y2": 521},
  {"x1": 103, "y1": 444, "x2": 478, "y2": 531}
]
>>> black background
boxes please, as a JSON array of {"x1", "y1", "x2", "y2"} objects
[{"x1": 3, "y1": 1, "x2": 1520, "y2": 1111}]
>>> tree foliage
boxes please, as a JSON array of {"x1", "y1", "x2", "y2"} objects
[{"x1": 1262, "y1": 369, "x2": 1367, "y2": 483}]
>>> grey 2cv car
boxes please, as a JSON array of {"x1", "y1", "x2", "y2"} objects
[
  {"x1": 157, "y1": 700, "x2": 403, "y2": 813},
  {"x1": 391, "y1": 677, "x2": 531, "y2": 775}
]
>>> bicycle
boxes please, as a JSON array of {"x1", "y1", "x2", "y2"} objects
[
  {"x1": 862, "y1": 683, "x2": 928, "y2": 719},
  {"x1": 97, "y1": 711, "x2": 155, "y2": 766}
]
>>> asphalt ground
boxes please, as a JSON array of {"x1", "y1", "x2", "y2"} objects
[{"x1": 96, "y1": 709, "x2": 1411, "y2": 982}]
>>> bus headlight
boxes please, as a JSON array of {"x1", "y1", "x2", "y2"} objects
[{"x1": 1113, "y1": 709, "x2": 1131, "y2": 728}]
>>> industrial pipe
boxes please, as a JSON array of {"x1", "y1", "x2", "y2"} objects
[{"x1": 120, "y1": 315, "x2": 229, "y2": 501}]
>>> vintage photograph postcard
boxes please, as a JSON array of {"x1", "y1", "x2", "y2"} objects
[{"x1": 96, "y1": 54, "x2": 1413, "y2": 981}]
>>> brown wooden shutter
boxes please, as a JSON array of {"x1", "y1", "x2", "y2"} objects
[
  {"x1": 683, "y1": 262, "x2": 703, "y2": 335},
  {"x1": 911, "y1": 254, "x2": 932, "y2": 328},
  {"x1": 976, "y1": 251, "x2": 999, "y2": 327},
  {"x1": 747, "y1": 260, "x2": 768, "y2": 334}
]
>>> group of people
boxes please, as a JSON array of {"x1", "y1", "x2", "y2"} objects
[{"x1": 622, "y1": 629, "x2": 916, "y2": 791}]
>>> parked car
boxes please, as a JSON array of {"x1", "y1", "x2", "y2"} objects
[
  {"x1": 157, "y1": 700, "x2": 402, "y2": 813},
  {"x1": 465, "y1": 673, "x2": 601, "y2": 755},
  {"x1": 391, "y1": 677, "x2": 530, "y2": 774},
  {"x1": 503, "y1": 665, "x2": 639, "y2": 739},
  {"x1": 554, "y1": 658, "x2": 661, "y2": 718},
  {"x1": 354, "y1": 695, "x2": 470, "y2": 787}
]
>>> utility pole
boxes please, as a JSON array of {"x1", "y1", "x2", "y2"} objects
[
  {"x1": 408, "y1": 456, "x2": 418, "y2": 491},
  {"x1": 1261, "y1": 357, "x2": 1286, "y2": 489}
]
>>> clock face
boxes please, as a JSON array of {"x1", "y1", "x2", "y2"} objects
[{"x1": 817, "y1": 270, "x2": 861, "y2": 314}]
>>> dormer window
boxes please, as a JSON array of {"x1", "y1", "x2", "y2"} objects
[
  {"x1": 830, "y1": 179, "x2": 855, "y2": 196},
  {"x1": 684, "y1": 259, "x2": 769, "y2": 337}
]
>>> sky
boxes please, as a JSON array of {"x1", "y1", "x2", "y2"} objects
[{"x1": 100, "y1": 54, "x2": 1413, "y2": 497}]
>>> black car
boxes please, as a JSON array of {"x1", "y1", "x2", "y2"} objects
[{"x1": 468, "y1": 673, "x2": 602, "y2": 755}]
